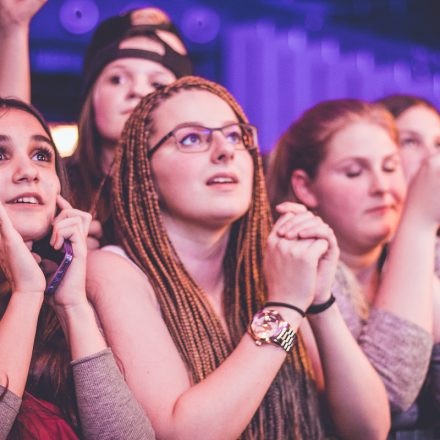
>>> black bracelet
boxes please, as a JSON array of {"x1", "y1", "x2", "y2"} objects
[
  {"x1": 306, "y1": 294, "x2": 336, "y2": 314},
  {"x1": 264, "y1": 301, "x2": 306, "y2": 317}
]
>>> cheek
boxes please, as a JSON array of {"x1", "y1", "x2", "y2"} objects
[{"x1": 400, "y1": 149, "x2": 424, "y2": 181}]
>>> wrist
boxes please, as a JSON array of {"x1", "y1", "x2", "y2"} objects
[{"x1": 52, "y1": 298, "x2": 93, "y2": 322}]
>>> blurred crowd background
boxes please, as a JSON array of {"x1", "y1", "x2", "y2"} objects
[{"x1": 29, "y1": 0, "x2": 440, "y2": 153}]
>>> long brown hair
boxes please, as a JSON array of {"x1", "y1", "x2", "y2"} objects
[
  {"x1": 112, "y1": 76, "x2": 323, "y2": 439},
  {"x1": 0, "y1": 98, "x2": 79, "y2": 438},
  {"x1": 267, "y1": 98, "x2": 397, "y2": 213}
]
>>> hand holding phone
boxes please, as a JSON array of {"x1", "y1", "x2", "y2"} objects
[{"x1": 32, "y1": 236, "x2": 74, "y2": 295}]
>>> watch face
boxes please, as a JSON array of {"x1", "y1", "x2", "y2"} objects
[{"x1": 250, "y1": 310, "x2": 286, "y2": 341}]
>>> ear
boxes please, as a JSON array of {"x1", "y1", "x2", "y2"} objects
[{"x1": 290, "y1": 169, "x2": 319, "y2": 209}]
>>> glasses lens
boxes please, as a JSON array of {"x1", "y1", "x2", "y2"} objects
[{"x1": 174, "y1": 126, "x2": 210, "y2": 152}]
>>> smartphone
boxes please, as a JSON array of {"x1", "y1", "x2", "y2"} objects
[{"x1": 32, "y1": 236, "x2": 74, "y2": 295}]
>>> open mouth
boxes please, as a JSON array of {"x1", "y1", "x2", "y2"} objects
[
  {"x1": 7, "y1": 195, "x2": 42, "y2": 205},
  {"x1": 207, "y1": 175, "x2": 238, "y2": 185}
]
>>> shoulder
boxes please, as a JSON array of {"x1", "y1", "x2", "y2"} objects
[{"x1": 86, "y1": 248, "x2": 158, "y2": 310}]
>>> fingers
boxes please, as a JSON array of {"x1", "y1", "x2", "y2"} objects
[
  {"x1": 51, "y1": 217, "x2": 85, "y2": 247},
  {"x1": 52, "y1": 198, "x2": 92, "y2": 242},
  {"x1": 0, "y1": 201, "x2": 16, "y2": 236},
  {"x1": 275, "y1": 202, "x2": 308, "y2": 215},
  {"x1": 56, "y1": 194, "x2": 73, "y2": 210},
  {"x1": 88, "y1": 219, "x2": 103, "y2": 239}
]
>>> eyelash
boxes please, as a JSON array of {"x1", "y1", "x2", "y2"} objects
[{"x1": 33, "y1": 146, "x2": 54, "y2": 162}]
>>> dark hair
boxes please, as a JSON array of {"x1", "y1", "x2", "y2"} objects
[
  {"x1": 0, "y1": 98, "x2": 79, "y2": 438},
  {"x1": 378, "y1": 94, "x2": 439, "y2": 119},
  {"x1": 112, "y1": 76, "x2": 323, "y2": 439},
  {"x1": 267, "y1": 98, "x2": 397, "y2": 212}
]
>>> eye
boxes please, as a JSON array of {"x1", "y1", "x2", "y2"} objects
[
  {"x1": 0, "y1": 147, "x2": 7, "y2": 161},
  {"x1": 225, "y1": 128, "x2": 243, "y2": 145},
  {"x1": 383, "y1": 157, "x2": 399, "y2": 173},
  {"x1": 32, "y1": 147, "x2": 53, "y2": 162},
  {"x1": 399, "y1": 136, "x2": 421, "y2": 149},
  {"x1": 180, "y1": 132, "x2": 203, "y2": 147},
  {"x1": 108, "y1": 74, "x2": 127, "y2": 85},
  {"x1": 151, "y1": 81, "x2": 166, "y2": 90},
  {"x1": 344, "y1": 166, "x2": 362, "y2": 178}
]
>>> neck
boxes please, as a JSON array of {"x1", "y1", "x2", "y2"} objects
[
  {"x1": 340, "y1": 245, "x2": 383, "y2": 303},
  {"x1": 162, "y1": 214, "x2": 230, "y2": 301}
]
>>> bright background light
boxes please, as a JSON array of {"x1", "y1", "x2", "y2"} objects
[{"x1": 49, "y1": 122, "x2": 78, "y2": 157}]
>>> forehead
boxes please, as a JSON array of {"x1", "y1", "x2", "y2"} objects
[
  {"x1": 152, "y1": 89, "x2": 238, "y2": 134},
  {"x1": 0, "y1": 107, "x2": 46, "y2": 132},
  {"x1": 325, "y1": 121, "x2": 397, "y2": 163},
  {"x1": 397, "y1": 105, "x2": 440, "y2": 131}
]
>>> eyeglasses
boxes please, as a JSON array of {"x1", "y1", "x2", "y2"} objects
[{"x1": 147, "y1": 122, "x2": 258, "y2": 158}]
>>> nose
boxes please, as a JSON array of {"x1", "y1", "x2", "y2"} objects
[
  {"x1": 210, "y1": 131, "x2": 235, "y2": 163},
  {"x1": 127, "y1": 76, "x2": 154, "y2": 100},
  {"x1": 369, "y1": 169, "x2": 389, "y2": 195},
  {"x1": 12, "y1": 155, "x2": 39, "y2": 183}
]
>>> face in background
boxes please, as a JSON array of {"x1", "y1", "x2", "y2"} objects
[
  {"x1": 149, "y1": 89, "x2": 255, "y2": 231},
  {"x1": 395, "y1": 104, "x2": 440, "y2": 182},
  {"x1": 0, "y1": 108, "x2": 60, "y2": 242},
  {"x1": 93, "y1": 36, "x2": 177, "y2": 144},
  {"x1": 293, "y1": 121, "x2": 406, "y2": 255}
]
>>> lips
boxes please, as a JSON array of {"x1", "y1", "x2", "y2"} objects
[
  {"x1": 206, "y1": 173, "x2": 239, "y2": 186},
  {"x1": 6, "y1": 193, "x2": 43, "y2": 205}
]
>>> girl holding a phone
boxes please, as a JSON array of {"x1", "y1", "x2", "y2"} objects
[{"x1": 0, "y1": 98, "x2": 154, "y2": 439}]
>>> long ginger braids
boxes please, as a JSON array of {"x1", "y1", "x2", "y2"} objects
[{"x1": 112, "y1": 76, "x2": 323, "y2": 439}]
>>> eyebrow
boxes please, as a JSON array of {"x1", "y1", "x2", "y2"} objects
[
  {"x1": 32, "y1": 134, "x2": 54, "y2": 146},
  {"x1": 172, "y1": 121, "x2": 239, "y2": 129},
  {"x1": 0, "y1": 134, "x2": 54, "y2": 148}
]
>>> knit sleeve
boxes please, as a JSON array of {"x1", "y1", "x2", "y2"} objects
[
  {"x1": 358, "y1": 308, "x2": 433, "y2": 413},
  {"x1": 0, "y1": 386, "x2": 21, "y2": 440},
  {"x1": 71, "y1": 348, "x2": 155, "y2": 440}
]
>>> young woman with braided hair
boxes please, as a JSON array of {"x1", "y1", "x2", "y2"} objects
[{"x1": 87, "y1": 76, "x2": 389, "y2": 439}]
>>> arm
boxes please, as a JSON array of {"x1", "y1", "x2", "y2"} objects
[
  {"x1": 275, "y1": 203, "x2": 390, "y2": 439},
  {"x1": 0, "y1": 0, "x2": 46, "y2": 101},
  {"x1": 49, "y1": 196, "x2": 154, "y2": 440},
  {"x1": 361, "y1": 155, "x2": 440, "y2": 411},
  {"x1": 0, "y1": 200, "x2": 46, "y2": 437},
  {"x1": 0, "y1": 386, "x2": 21, "y2": 440},
  {"x1": 86, "y1": 208, "x2": 329, "y2": 440}
]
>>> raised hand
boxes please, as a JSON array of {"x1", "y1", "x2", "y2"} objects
[
  {"x1": 264, "y1": 202, "x2": 330, "y2": 311},
  {"x1": 275, "y1": 202, "x2": 339, "y2": 304},
  {"x1": 405, "y1": 152, "x2": 440, "y2": 227},
  {"x1": 48, "y1": 195, "x2": 91, "y2": 310},
  {"x1": 0, "y1": 200, "x2": 45, "y2": 295},
  {"x1": 0, "y1": 0, "x2": 47, "y2": 29}
]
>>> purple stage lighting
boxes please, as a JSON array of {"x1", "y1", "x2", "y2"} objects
[
  {"x1": 181, "y1": 6, "x2": 220, "y2": 44},
  {"x1": 59, "y1": 0, "x2": 100, "y2": 35}
]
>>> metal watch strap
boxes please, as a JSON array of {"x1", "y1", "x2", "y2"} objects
[{"x1": 273, "y1": 326, "x2": 296, "y2": 353}]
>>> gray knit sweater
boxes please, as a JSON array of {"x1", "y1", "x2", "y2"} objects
[
  {"x1": 333, "y1": 262, "x2": 439, "y2": 431},
  {"x1": 0, "y1": 348, "x2": 155, "y2": 440}
]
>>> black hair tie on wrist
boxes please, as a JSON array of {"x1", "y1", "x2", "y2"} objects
[
  {"x1": 264, "y1": 301, "x2": 306, "y2": 317},
  {"x1": 306, "y1": 294, "x2": 336, "y2": 314}
]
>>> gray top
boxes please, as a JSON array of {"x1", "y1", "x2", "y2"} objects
[
  {"x1": 333, "y1": 262, "x2": 435, "y2": 425},
  {"x1": 0, "y1": 348, "x2": 155, "y2": 440}
]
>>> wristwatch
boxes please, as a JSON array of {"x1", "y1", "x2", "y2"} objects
[{"x1": 248, "y1": 309, "x2": 296, "y2": 353}]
